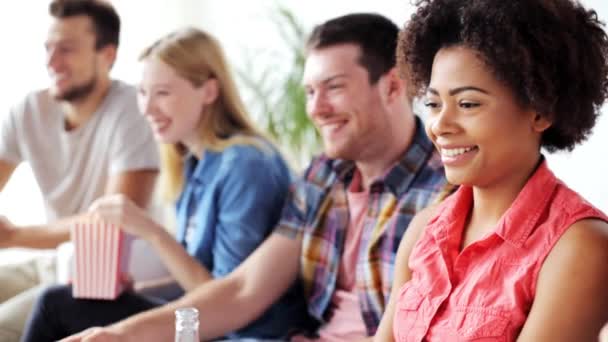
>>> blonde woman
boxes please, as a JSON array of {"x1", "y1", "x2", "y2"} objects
[{"x1": 22, "y1": 28, "x2": 310, "y2": 341}]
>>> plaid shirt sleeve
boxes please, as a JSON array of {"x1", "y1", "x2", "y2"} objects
[
  {"x1": 273, "y1": 156, "x2": 332, "y2": 240},
  {"x1": 273, "y1": 179, "x2": 309, "y2": 239}
]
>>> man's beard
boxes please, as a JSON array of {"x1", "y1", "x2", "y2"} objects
[{"x1": 52, "y1": 76, "x2": 97, "y2": 103}]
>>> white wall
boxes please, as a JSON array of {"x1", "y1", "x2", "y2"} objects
[
  {"x1": 1, "y1": 0, "x2": 607, "y2": 227},
  {"x1": 544, "y1": 0, "x2": 608, "y2": 210},
  {"x1": 0, "y1": 2, "x2": 50, "y2": 225}
]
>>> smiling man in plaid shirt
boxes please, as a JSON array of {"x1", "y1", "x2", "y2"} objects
[{"x1": 51, "y1": 13, "x2": 450, "y2": 342}]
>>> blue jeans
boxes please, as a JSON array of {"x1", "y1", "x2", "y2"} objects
[{"x1": 21, "y1": 284, "x2": 178, "y2": 342}]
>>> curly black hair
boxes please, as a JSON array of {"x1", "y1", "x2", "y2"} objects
[{"x1": 398, "y1": 0, "x2": 608, "y2": 151}]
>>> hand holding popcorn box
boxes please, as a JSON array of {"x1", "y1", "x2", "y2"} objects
[{"x1": 71, "y1": 220, "x2": 133, "y2": 300}]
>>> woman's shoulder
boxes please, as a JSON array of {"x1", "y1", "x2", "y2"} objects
[
  {"x1": 215, "y1": 141, "x2": 289, "y2": 179},
  {"x1": 219, "y1": 141, "x2": 281, "y2": 165},
  {"x1": 537, "y1": 217, "x2": 608, "y2": 300},
  {"x1": 403, "y1": 201, "x2": 445, "y2": 248},
  {"x1": 555, "y1": 218, "x2": 608, "y2": 263}
]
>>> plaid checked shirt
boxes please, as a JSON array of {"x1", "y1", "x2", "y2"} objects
[{"x1": 275, "y1": 117, "x2": 450, "y2": 335}]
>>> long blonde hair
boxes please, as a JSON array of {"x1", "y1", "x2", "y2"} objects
[{"x1": 140, "y1": 27, "x2": 268, "y2": 202}]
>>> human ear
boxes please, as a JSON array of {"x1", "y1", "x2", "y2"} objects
[
  {"x1": 201, "y1": 78, "x2": 219, "y2": 105},
  {"x1": 384, "y1": 68, "x2": 405, "y2": 103},
  {"x1": 99, "y1": 44, "x2": 117, "y2": 69},
  {"x1": 531, "y1": 112, "x2": 552, "y2": 133}
]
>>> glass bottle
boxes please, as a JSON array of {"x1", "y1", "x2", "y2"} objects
[{"x1": 175, "y1": 307, "x2": 200, "y2": 342}]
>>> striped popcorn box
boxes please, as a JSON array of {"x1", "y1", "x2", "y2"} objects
[{"x1": 70, "y1": 220, "x2": 133, "y2": 300}]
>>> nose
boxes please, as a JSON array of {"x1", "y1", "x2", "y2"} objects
[
  {"x1": 46, "y1": 48, "x2": 61, "y2": 72},
  {"x1": 428, "y1": 102, "x2": 458, "y2": 139},
  {"x1": 307, "y1": 89, "x2": 333, "y2": 120},
  {"x1": 137, "y1": 93, "x2": 155, "y2": 117}
]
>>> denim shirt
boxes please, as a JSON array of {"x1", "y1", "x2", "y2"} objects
[{"x1": 175, "y1": 142, "x2": 309, "y2": 339}]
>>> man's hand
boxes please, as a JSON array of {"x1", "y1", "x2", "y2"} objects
[
  {"x1": 0, "y1": 215, "x2": 17, "y2": 248},
  {"x1": 60, "y1": 326, "x2": 127, "y2": 342},
  {"x1": 600, "y1": 322, "x2": 608, "y2": 342}
]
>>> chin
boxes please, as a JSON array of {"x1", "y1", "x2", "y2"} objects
[
  {"x1": 444, "y1": 170, "x2": 470, "y2": 186},
  {"x1": 324, "y1": 147, "x2": 347, "y2": 160},
  {"x1": 322, "y1": 140, "x2": 352, "y2": 159},
  {"x1": 154, "y1": 134, "x2": 175, "y2": 144},
  {"x1": 49, "y1": 87, "x2": 63, "y2": 98}
]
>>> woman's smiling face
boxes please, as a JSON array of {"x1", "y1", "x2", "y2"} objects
[{"x1": 424, "y1": 46, "x2": 550, "y2": 188}]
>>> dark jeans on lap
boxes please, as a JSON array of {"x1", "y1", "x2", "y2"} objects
[{"x1": 21, "y1": 284, "x2": 166, "y2": 342}]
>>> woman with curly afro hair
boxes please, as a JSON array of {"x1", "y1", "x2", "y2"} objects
[{"x1": 374, "y1": 0, "x2": 608, "y2": 341}]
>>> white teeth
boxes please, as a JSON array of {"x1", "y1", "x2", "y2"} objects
[
  {"x1": 322, "y1": 122, "x2": 344, "y2": 135},
  {"x1": 151, "y1": 120, "x2": 169, "y2": 132},
  {"x1": 50, "y1": 73, "x2": 67, "y2": 80},
  {"x1": 442, "y1": 146, "x2": 476, "y2": 157}
]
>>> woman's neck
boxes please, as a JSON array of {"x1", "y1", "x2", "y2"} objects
[{"x1": 463, "y1": 155, "x2": 543, "y2": 248}]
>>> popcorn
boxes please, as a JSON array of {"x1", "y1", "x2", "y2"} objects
[{"x1": 70, "y1": 220, "x2": 132, "y2": 300}]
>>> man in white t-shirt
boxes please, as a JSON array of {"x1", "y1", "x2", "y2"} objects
[{"x1": 0, "y1": 1, "x2": 158, "y2": 340}]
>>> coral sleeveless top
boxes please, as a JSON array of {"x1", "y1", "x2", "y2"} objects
[{"x1": 393, "y1": 161, "x2": 607, "y2": 341}]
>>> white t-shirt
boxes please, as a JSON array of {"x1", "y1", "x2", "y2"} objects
[{"x1": 0, "y1": 80, "x2": 159, "y2": 221}]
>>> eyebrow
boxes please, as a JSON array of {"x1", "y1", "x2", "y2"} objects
[
  {"x1": 303, "y1": 73, "x2": 348, "y2": 87},
  {"x1": 45, "y1": 39, "x2": 78, "y2": 47},
  {"x1": 151, "y1": 83, "x2": 173, "y2": 89},
  {"x1": 427, "y1": 86, "x2": 490, "y2": 96},
  {"x1": 138, "y1": 83, "x2": 172, "y2": 90}
]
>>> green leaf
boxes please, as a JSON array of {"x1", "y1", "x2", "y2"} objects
[{"x1": 236, "y1": 5, "x2": 321, "y2": 170}]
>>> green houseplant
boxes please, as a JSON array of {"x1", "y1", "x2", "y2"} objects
[{"x1": 238, "y1": 6, "x2": 321, "y2": 170}]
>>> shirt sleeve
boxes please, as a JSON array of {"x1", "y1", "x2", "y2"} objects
[
  {"x1": 0, "y1": 106, "x2": 23, "y2": 164},
  {"x1": 107, "y1": 106, "x2": 159, "y2": 175},
  {"x1": 273, "y1": 179, "x2": 310, "y2": 239},
  {"x1": 210, "y1": 150, "x2": 290, "y2": 278},
  {"x1": 273, "y1": 158, "x2": 322, "y2": 239}
]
